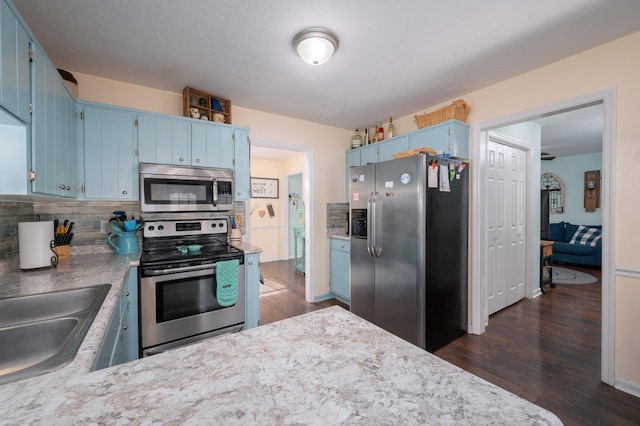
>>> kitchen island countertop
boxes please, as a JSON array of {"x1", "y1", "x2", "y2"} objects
[{"x1": 0, "y1": 287, "x2": 561, "y2": 426}]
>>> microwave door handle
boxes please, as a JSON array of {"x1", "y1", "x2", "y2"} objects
[
  {"x1": 366, "y1": 193, "x2": 374, "y2": 257},
  {"x1": 212, "y1": 179, "x2": 218, "y2": 207}
]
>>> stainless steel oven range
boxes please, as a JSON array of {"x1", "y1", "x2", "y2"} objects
[{"x1": 139, "y1": 218, "x2": 245, "y2": 357}]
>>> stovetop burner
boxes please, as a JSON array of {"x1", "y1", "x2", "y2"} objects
[{"x1": 140, "y1": 219, "x2": 243, "y2": 272}]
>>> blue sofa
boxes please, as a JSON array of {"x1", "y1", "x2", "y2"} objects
[{"x1": 548, "y1": 222, "x2": 602, "y2": 267}]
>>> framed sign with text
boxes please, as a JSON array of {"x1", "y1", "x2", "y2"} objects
[{"x1": 251, "y1": 177, "x2": 279, "y2": 198}]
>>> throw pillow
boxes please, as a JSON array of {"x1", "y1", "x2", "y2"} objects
[
  {"x1": 563, "y1": 223, "x2": 579, "y2": 242},
  {"x1": 549, "y1": 222, "x2": 564, "y2": 241},
  {"x1": 569, "y1": 225, "x2": 602, "y2": 247}
]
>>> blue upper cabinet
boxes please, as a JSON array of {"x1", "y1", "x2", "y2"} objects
[
  {"x1": 407, "y1": 120, "x2": 469, "y2": 159},
  {"x1": 191, "y1": 121, "x2": 234, "y2": 169},
  {"x1": 138, "y1": 113, "x2": 191, "y2": 165},
  {"x1": 232, "y1": 127, "x2": 250, "y2": 201},
  {"x1": 30, "y1": 42, "x2": 77, "y2": 198},
  {"x1": 0, "y1": 0, "x2": 31, "y2": 123},
  {"x1": 80, "y1": 102, "x2": 137, "y2": 200}
]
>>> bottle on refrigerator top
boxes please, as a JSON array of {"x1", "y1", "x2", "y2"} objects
[
  {"x1": 387, "y1": 117, "x2": 394, "y2": 138},
  {"x1": 351, "y1": 129, "x2": 363, "y2": 149},
  {"x1": 377, "y1": 122, "x2": 384, "y2": 141},
  {"x1": 364, "y1": 128, "x2": 369, "y2": 145}
]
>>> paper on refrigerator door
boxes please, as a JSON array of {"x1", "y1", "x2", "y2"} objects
[
  {"x1": 439, "y1": 165, "x2": 451, "y2": 192},
  {"x1": 428, "y1": 164, "x2": 438, "y2": 188}
]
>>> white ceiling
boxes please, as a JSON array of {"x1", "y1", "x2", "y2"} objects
[{"x1": 12, "y1": 0, "x2": 639, "y2": 157}]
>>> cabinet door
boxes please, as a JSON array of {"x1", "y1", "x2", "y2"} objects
[
  {"x1": 329, "y1": 239, "x2": 350, "y2": 302},
  {"x1": 138, "y1": 114, "x2": 190, "y2": 165},
  {"x1": 376, "y1": 136, "x2": 408, "y2": 162},
  {"x1": 360, "y1": 145, "x2": 377, "y2": 165},
  {"x1": 408, "y1": 120, "x2": 469, "y2": 159},
  {"x1": 31, "y1": 44, "x2": 76, "y2": 197},
  {"x1": 121, "y1": 266, "x2": 139, "y2": 362},
  {"x1": 233, "y1": 128, "x2": 251, "y2": 200},
  {"x1": 0, "y1": 0, "x2": 31, "y2": 122},
  {"x1": 54, "y1": 75, "x2": 77, "y2": 198},
  {"x1": 191, "y1": 122, "x2": 234, "y2": 168},
  {"x1": 82, "y1": 104, "x2": 137, "y2": 199},
  {"x1": 244, "y1": 253, "x2": 260, "y2": 329}
]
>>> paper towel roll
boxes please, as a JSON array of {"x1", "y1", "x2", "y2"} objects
[{"x1": 18, "y1": 221, "x2": 55, "y2": 269}]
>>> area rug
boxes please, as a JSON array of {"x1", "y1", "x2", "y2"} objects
[{"x1": 552, "y1": 266, "x2": 598, "y2": 284}]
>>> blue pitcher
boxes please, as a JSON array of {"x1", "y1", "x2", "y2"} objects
[{"x1": 107, "y1": 231, "x2": 139, "y2": 255}]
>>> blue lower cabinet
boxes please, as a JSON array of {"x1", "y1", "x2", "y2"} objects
[
  {"x1": 92, "y1": 266, "x2": 139, "y2": 370},
  {"x1": 329, "y1": 238, "x2": 350, "y2": 304},
  {"x1": 244, "y1": 253, "x2": 261, "y2": 329}
]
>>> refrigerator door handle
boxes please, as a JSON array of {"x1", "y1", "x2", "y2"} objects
[
  {"x1": 366, "y1": 193, "x2": 374, "y2": 257},
  {"x1": 372, "y1": 192, "x2": 382, "y2": 258}
]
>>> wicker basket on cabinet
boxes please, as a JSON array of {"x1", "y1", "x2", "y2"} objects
[{"x1": 414, "y1": 99, "x2": 470, "y2": 129}]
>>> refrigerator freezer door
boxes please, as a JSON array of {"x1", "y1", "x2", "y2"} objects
[
  {"x1": 373, "y1": 155, "x2": 427, "y2": 348},
  {"x1": 350, "y1": 163, "x2": 376, "y2": 323}
]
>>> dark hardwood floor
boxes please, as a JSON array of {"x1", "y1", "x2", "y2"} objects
[
  {"x1": 259, "y1": 261, "x2": 640, "y2": 425},
  {"x1": 259, "y1": 259, "x2": 348, "y2": 326}
]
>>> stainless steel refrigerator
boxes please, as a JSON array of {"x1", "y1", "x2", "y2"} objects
[{"x1": 349, "y1": 153, "x2": 469, "y2": 352}]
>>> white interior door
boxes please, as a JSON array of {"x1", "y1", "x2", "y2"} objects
[{"x1": 487, "y1": 138, "x2": 526, "y2": 315}]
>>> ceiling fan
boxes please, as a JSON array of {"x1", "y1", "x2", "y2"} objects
[{"x1": 541, "y1": 152, "x2": 556, "y2": 161}]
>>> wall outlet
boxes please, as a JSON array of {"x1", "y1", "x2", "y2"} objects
[{"x1": 100, "y1": 220, "x2": 108, "y2": 234}]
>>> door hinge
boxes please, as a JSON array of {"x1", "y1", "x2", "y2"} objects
[
  {"x1": 29, "y1": 170, "x2": 36, "y2": 182},
  {"x1": 80, "y1": 111, "x2": 84, "y2": 120},
  {"x1": 135, "y1": 118, "x2": 138, "y2": 127},
  {"x1": 28, "y1": 49, "x2": 34, "y2": 62},
  {"x1": 134, "y1": 149, "x2": 139, "y2": 157},
  {"x1": 29, "y1": 104, "x2": 33, "y2": 113},
  {"x1": 81, "y1": 184, "x2": 85, "y2": 194},
  {"x1": 232, "y1": 132, "x2": 235, "y2": 141}
]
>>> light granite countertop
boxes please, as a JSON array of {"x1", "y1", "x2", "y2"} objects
[{"x1": 0, "y1": 250, "x2": 560, "y2": 425}]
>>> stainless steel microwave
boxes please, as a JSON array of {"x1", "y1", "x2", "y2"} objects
[{"x1": 139, "y1": 163, "x2": 234, "y2": 212}]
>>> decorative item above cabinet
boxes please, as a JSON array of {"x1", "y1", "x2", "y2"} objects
[{"x1": 183, "y1": 86, "x2": 232, "y2": 124}]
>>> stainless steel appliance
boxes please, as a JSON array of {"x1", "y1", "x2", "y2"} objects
[
  {"x1": 139, "y1": 218, "x2": 245, "y2": 356},
  {"x1": 349, "y1": 153, "x2": 469, "y2": 352},
  {"x1": 139, "y1": 162, "x2": 234, "y2": 212}
]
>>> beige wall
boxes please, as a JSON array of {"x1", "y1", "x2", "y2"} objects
[
  {"x1": 249, "y1": 158, "x2": 284, "y2": 262},
  {"x1": 73, "y1": 72, "x2": 352, "y2": 299},
  {"x1": 394, "y1": 31, "x2": 640, "y2": 386},
  {"x1": 74, "y1": 30, "x2": 640, "y2": 386}
]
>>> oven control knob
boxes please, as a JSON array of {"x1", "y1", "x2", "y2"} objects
[
  {"x1": 158, "y1": 225, "x2": 164, "y2": 231},
  {"x1": 148, "y1": 226, "x2": 155, "y2": 231},
  {"x1": 211, "y1": 223, "x2": 217, "y2": 228},
  {"x1": 219, "y1": 222, "x2": 225, "y2": 228}
]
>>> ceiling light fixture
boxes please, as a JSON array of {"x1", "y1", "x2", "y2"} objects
[{"x1": 292, "y1": 27, "x2": 339, "y2": 65}]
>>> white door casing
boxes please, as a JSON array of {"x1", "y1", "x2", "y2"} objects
[{"x1": 470, "y1": 88, "x2": 616, "y2": 386}]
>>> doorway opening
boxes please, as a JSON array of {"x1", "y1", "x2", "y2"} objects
[
  {"x1": 248, "y1": 140, "x2": 314, "y2": 302},
  {"x1": 470, "y1": 89, "x2": 615, "y2": 385}
]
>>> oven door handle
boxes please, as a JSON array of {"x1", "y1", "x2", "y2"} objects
[
  {"x1": 212, "y1": 178, "x2": 218, "y2": 207},
  {"x1": 143, "y1": 264, "x2": 217, "y2": 276}
]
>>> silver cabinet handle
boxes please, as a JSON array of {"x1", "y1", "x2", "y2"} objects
[
  {"x1": 122, "y1": 190, "x2": 128, "y2": 195},
  {"x1": 195, "y1": 158, "x2": 201, "y2": 163},
  {"x1": 122, "y1": 325, "x2": 127, "y2": 330},
  {"x1": 179, "y1": 157, "x2": 184, "y2": 162},
  {"x1": 248, "y1": 260, "x2": 253, "y2": 266}
]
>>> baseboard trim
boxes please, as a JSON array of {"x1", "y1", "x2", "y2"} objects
[
  {"x1": 615, "y1": 376, "x2": 640, "y2": 398},
  {"x1": 313, "y1": 292, "x2": 334, "y2": 303}
]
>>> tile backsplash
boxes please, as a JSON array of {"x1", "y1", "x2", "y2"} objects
[
  {"x1": 327, "y1": 202, "x2": 349, "y2": 237},
  {"x1": 0, "y1": 195, "x2": 246, "y2": 267}
]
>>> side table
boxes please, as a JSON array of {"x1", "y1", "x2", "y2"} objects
[{"x1": 540, "y1": 240, "x2": 555, "y2": 293}]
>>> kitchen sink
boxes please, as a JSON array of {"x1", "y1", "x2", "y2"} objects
[{"x1": 0, "y1": 284, "x2": 111, "y2": 385}]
